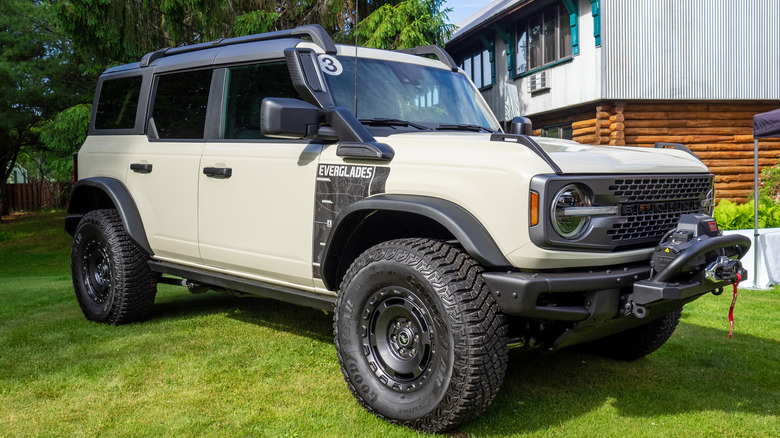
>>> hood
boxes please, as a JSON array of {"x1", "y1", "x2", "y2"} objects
[
  {"x1": 534, "y1": 137, "x2": 709, "y2": 174},
  {"x1": 376, "y1": 132, "x2": 709, "y2": 175}
]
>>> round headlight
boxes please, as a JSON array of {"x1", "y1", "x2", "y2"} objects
[{"x1": 551, "y1": 184, "x2": 592, "y2": 239}]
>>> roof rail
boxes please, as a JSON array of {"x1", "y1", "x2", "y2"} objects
[
  {"x1": 140, "y1": 24, "x2": 337, "y2": 68},
  {"x1": 396, "y1": 45, "x2": 458, "y2": 72}
]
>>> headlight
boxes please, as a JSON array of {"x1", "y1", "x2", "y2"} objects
[{"x1": 551, "y1": 184, "x2": 592, "y2": 239}]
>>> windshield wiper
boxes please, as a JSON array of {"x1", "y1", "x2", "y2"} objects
[
  {"x1": 359, "y1": 118, "x2": 430, "y2": 130},
  {"x1": 435, "y1": 124, "x2": 494, "y2": 133}
]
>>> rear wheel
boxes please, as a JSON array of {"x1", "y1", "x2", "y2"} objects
[
  {"x1": 589, "y1": 308, "x2": 682, "y2": 361},
  {"x1": 71, "y1": 209, "x2": 157, "y2": 324},
  {"x1": 334, "y1": 238, "x2": 508, "y2": 433}
]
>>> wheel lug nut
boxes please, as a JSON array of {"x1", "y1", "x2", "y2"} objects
[
  {"x1": 399, "y1": 348, "x2": 406, "y2": 355},
  {"x1": 406, "y1": 322, "x2": 412, "y2": 328}
]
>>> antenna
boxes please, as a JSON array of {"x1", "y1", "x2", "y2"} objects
[{"x1": 354, "y1": 5, "x2": 358, "y2": 116}]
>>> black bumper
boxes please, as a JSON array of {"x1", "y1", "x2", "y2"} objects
[{"x1": 483, "y1": 232, "x2": 750, "y2": 323}]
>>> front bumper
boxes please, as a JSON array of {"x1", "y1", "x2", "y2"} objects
[{"x1": 482, "y1": 232, "x2": 751, "y2": 350}]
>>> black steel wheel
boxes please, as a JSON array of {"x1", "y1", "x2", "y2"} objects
[
  {"x1": 334, "y1": 238, "x2": 508, "y2": 433},
  {"x1": 71, "y1": 209, "x2": 157, "y2": 324}
]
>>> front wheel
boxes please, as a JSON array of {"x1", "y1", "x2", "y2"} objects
[
  {"x1": 71, "y1": 209, "x2": 157, "y2": 325},
  {"x1": 334, "y1": 238, "x2": 508, "y2": 433},
  {"x1": 588, "y1": 308, "x2": 682, "y2": 361}
]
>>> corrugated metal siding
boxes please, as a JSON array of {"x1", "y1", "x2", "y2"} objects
[{"x1": 603, "y1": 0, "x2": 780, "y2": 100}]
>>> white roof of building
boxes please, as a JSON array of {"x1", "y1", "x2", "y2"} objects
[{"x1": 448, "y1": 0, "x2": 530, "y2": 43}]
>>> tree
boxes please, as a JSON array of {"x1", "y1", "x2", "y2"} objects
[
  {"x1": 56, "y1": 1, "x2": 396, "y2": 66},
  {"x1": 355, "y1": 0, "x2": 454, "y2": 49},
  {"x1": 0, "y1": 0, "x2": 90, "y2": 217}
]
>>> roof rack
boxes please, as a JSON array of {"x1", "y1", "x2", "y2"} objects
[
  {"x1": 140, "y1": 24, "x2": 337, "y2": 68},
  {"x1": 396, "y1": 45, "x2": 459, "y2": 72}
]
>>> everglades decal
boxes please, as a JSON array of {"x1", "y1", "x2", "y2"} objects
[{"x1": 312, "y1": 164, "x2": 390, "y2": 278}]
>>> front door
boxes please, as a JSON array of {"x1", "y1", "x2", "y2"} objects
[{"x1": 197, "y1": 61, "x2": 321, "y2": 288}]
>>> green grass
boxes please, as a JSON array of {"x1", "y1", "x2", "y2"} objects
[{"x1": 1, "y1": 212, "x2": 778, "y2": 437}]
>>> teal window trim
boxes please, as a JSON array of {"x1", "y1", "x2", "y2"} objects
[
  {"x1": 516, "y1": 57, "x2": 573, "y2": 79},
  {"x1": 561, "y1": 0, "x2": 579, "y2": 56},
  {"x1": 479, "y1": 34, "x2": 496, "y2": 86},
  {"x1": 495, "y1": 26, "x2": 513, "y2": 74},
  {"x1": 590, "y1": 0, "x2": 601, "y2": 46}
]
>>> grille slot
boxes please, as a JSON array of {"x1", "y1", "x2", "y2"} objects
[{"x1": 607, "y1": 176, "x2": 712, "y2": 243}]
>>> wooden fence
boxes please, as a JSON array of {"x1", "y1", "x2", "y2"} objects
[{"x1": 5, "y1": 182, "x2": 71, "y2": 212}]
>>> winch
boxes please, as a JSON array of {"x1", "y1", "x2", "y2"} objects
[
  {"x1": 631, "y1": 214, "x2": 750, "y2": 316},
  {"x1": 650, "y1": 213, "x2": 743, "y2": 283}
]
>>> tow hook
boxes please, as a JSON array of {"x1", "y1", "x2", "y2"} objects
[
  {"x1": 704, "y1": 256, "x2": 742, "y2": 283},
  {"x1": 630, "y1": 303, "x2": 648, "y2": 319}
]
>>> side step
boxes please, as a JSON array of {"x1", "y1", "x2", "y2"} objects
[{"x1": 148, "y1": 260, "x2": 336, "y2": 311}]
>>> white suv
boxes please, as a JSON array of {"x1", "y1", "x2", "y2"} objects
[{"x1": 66, "y1": 25, "x2": 750, "y2": 433}]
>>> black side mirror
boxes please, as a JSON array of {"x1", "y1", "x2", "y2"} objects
[
  {"x1": 510, "y1": 116, "x2": 533, "y2": 136},
  {"x1": 261, "y1": 98, "x2": 321, "y2": 139}
]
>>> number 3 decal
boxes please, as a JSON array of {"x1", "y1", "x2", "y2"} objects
[{"x1": 318, "y1": 54, "x2": 343, "y2": 76}]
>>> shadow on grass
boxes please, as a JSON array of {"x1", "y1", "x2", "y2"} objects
[
  {"x1": 150, "y1": 290, "x2": 779, "y2": 435},
  {"x1": 151, "y1": 290, "x2": 333, "y2": 343},
  {"x1": 470, "y1": 323, "x2": 779, "y2": 435}
]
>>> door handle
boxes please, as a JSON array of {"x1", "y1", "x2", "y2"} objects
[
  {"x1": 130, "y1": 163, "x2": 153, "y2": 173},
  {"x1": 203, "y1": 167, "x2": 232, "y2": 178}
]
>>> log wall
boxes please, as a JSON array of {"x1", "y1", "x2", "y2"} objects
[{"x1": 532, "y1": 101, "x2": 780, "y2": 203}]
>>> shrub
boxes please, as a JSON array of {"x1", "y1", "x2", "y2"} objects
[{"x1": 714, "y1": 197, "x2": 780, "y2": 230}]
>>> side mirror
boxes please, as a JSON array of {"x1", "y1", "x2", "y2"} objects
[
  {"x1": 261, "y1": 98, "x2": 321, "y2": 139},
  {"x1": 510, "y1": 116, "x2": 533, "y2": 136}
]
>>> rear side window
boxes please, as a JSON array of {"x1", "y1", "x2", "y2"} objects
[
  {"x1": 152, "y1": 69, "x2": 213, "y2": 139},
  {"x1": 223, "y1": 62, "x2": 300, "y2": 139},
  {"x1": 94, "y1": 76, "x2": 142, "y2": 130}
]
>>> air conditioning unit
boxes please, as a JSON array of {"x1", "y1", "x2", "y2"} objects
[{"x1": 528, "y1": 71, "x2": 550, "y2": 93}]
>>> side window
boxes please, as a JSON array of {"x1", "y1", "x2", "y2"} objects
[
  {"x1": 152, "y1": 69, "x2": 212, "y2": 139},
  {"x1": 94, "y1": 76, "x2": 142, "y2": 130},
  {"x1": 222, "y1": 62, "x2": 301, "y2": 139}
]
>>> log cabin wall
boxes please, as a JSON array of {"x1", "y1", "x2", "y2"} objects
[{"x1": 532, "y1": 101, "x2": 780, "y2": 203}]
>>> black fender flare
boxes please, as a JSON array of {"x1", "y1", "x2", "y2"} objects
[
  {"x1": 65, "y1": 177, "x2": 153, "y2": 255},
  {"x1": 321, "y1": 194, "x2": 511, "y2": 289}
]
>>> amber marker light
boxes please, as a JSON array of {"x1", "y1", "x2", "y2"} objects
[{"x1": 529, "y1": 191, "x2": 539, "y2": 226}]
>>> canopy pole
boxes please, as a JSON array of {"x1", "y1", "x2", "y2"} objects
[{"x1": 754, "y1": 138, "x2": 760, "y2": 284}]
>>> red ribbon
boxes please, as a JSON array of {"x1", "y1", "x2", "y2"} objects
[{"x1": 727, "y1": 273, "x2": 741, "y2": 338}]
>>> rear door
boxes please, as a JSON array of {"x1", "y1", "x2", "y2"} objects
[
  {"x1": 123, "y1": 69, "x2": 212, "y2": 264},
  {"x1": 198, "y1": 61, "x2": 322, "y2": 288}
]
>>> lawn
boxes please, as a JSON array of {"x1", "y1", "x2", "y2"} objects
[{"x1": 1, "y1": 211, "x2": 778, "y2": 437}]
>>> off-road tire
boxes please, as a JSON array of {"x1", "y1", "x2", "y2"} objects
[
  {"x1": 590, "y1": 308, "x2": 682, "y2": 361},
  {"x1": 71, "y1": 209, "x2": 157, "y2": 325},
  {"x1": 333, "y1": 238, "x2": 508, "y2": 433}
]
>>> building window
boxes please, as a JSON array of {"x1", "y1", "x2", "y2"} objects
[
  {"x1": 516, "y1": 4, "x2": 572, "y2": 76},
  {"x1": 459, "y1": 46, "x2": 493, "y2": 89},
  {"x1": 542, "y1": 123, "x2": 573, "y2": 140}
]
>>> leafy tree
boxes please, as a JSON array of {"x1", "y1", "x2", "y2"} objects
[
  {"x1": 355, "y1": 0, "x2": 454, "y2": 49},
  {"x1": 0, "y1": 0, "x2": 90, "y2": 217}
]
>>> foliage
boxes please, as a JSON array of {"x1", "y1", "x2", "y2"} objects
[
  {"x1": 23, "y1": 104, "x2": 93, "y2": 183},
  {"x1": 713, "y1": 197, "x2": 780, "y2": 230},
  {"x1": 234, "y1": 10, "x2": 280, "y2": 36},
  {"x1": 356, "y1": 0, "x2": 455, "y2": 49},
  {"x1": 0, "y1": 0, "x2": 92, "y2": 216},
  {"x1": 758, "y1": 163, "x2": 780, "y2": 203},
  {"x1": 55, "y1": 1, "x2": 395, "y2": 66}
]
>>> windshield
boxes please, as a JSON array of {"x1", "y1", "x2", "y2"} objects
[{"x1": 322, "y1": 56, "x2": 500, "y2": 132}]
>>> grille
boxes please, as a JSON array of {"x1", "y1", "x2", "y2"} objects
[
  {"x1": 607, "y1": 176, "x2": 712, "y2": 243},
  {"x1": 609, "y1": 176, "x2": 712, "y2": 202}
]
